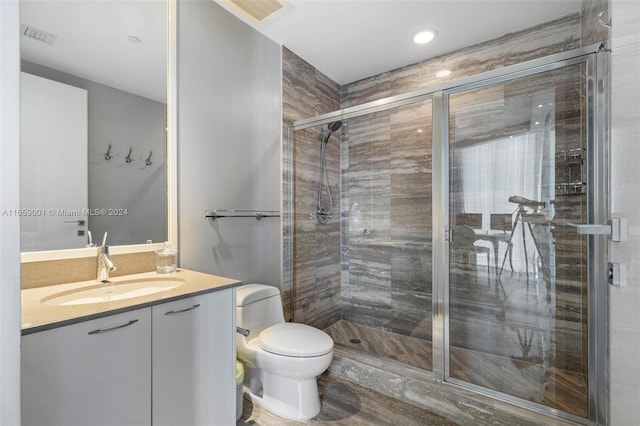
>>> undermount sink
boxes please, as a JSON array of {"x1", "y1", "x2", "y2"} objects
[{"x1": 42, "y1": 277, "x2": 186, "y2": 306}]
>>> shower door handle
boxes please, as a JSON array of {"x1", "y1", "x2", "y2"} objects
[{"x1": 566, "y1": 218, "x2": 621, "y2": 241}]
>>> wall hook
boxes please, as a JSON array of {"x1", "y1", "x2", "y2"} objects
[
  {"x1": 145, "y1": 151, "x2": 153, "y2": 166},
  {"x1": 104, "y1": 144, "x2": 112, "y2": 160},
  {"x1": 598, "y1": 41, "x2": 612, "y2": 53},
  {"x1": 125, "y1": 148, "x2": 133, "y2": 163},
  {"x1": 598, "y1": 11, "x2": 611, "y2": 29}
]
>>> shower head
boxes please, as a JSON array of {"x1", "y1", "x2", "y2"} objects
[
  {"x1": 328, "y1": 121, "x2": 342, "y2": 132},
  {"x1": 320, "y1": 120, "x2": 343, "y2": 144}
]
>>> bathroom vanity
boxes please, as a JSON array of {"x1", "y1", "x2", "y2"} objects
[{"x1": 21, "y1": 269, "x2": 241, "y2": 426}]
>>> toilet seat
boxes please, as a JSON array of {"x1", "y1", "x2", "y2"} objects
[{"x1": 259, "y1": 323, "x2": 333, "y2": 357}]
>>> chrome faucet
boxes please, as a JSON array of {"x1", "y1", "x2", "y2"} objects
[{"x1": 97, "y1": 232, "x2": 116, "y2": 282}]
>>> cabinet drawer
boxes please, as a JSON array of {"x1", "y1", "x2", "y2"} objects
[
  {"x1": 22, "y1": 309, "x2": 152, "y2": 426},
  {"x1": 152, "y1": 289, "x2": 235, "y2": 426}
]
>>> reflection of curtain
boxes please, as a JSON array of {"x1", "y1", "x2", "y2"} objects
[
  {"x1": 450, "y1": 149, "x2": 465, "y2": 221},
  {"x1": 460, "y1": 134, "x2": 543, "y2": 223},
  {"x1": 458, "y1": 134, "x2": 546, "y2": 271}
]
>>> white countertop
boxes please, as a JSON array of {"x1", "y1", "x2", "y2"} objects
[{"x1": 22, "y1": 269, "x2": 242, "y2": 334}]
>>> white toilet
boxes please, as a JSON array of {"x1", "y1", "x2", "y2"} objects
[{"x1": 235, "y1": 283, "x2": 334, "y2": 420}]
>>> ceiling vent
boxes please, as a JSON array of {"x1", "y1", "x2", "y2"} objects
[
  {"x1": 20, "y1": 24, "x2": 58, "y2": 45},
  {"x1": 229, "y1": 0, "x2": 284, "y2": 21}
]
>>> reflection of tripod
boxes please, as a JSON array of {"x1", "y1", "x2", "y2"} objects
[{"x1": 499, "y1": 201, "x2": 551, "y2": 298}]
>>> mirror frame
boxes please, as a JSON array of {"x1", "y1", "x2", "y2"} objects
[{"x1": 20, "y1": 0, "x2": 177, "y2": 263}]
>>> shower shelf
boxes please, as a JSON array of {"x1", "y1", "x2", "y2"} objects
[
  {"x1": 348, "y1": 239, "x2": 432, "y2": 250},
  {"x1": 205, "y1": 209, "x2": 280, "y2": 221},
  {"x1": 555, "y1": 148, "x2": 586, "y2": 196}
]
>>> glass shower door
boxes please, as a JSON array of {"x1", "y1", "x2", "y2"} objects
[
  {"x1": 339, "y1": 101, "x2": 434, "y2": 371},
  {"x1": 292, "y1": 99, "x2": 435, "y2": 372},
  {"x1": 447, "y1": 61, "x2": 594, "y2": 418}
]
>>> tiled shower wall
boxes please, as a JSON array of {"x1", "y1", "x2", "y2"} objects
[
  {"x1": 282, "y1": 47, "x2": 341, "y2": 326},
  {"x1": 284, "y1": 5, "x2": 608, "y2": 340},
  {"x1": 340, "y1": 103, "x2": 433, "y2": 338}
]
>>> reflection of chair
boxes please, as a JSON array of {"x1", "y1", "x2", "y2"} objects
[
  {"x1": 490, "y1": 213, "x2": 513, "y2": 232},
  {"x1": 456, "y1": 213, "x2": 482, "y2": 229},
  {"x1": 452, "y1": 225, "x2": 491, "y2": 277},
  {"x1": 490, "y1": 213, "x2": 514, "y2": 271}
]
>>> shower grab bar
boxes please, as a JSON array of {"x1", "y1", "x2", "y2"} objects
[{"x1": 205, "y1": 209, "x2": 280, "y2": 221}]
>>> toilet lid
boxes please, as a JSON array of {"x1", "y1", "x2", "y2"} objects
[{"x1": 259, "y1": 323, "x2": 333, "y2": 357}]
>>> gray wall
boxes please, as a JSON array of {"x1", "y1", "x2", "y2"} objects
[
  {"x1": 610, "y1": 1, "x2": 640, "y2": 423},
  {"x1": 0, "y1": 1, "x2": 22, "y2": 422},
  {"x1": 177, "y1": 0, "x2": 282, "y2": 286},
  {"x1": 21, "y1": 61, "x2": 167, "y2": 246}
]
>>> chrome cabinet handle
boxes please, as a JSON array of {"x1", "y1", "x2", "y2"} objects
[
  {"x1": 88, "y1": 319, "x2": 139, "y2": 335},
  {"x1": 164, "y1": 304, "x2": 200, "y2": 316}
]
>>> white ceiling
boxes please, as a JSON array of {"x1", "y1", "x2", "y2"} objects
[
  {"x1": 19, "y1": 0, "x2": 583, "y2": 103},
  {"x1": 20, "y1": 0, "x2": 166, "y2": 103},
  {"x1": 214, "y1": 0, "x2": 583, "y2": 85}
]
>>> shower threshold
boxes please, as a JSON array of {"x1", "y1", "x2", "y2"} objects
[{"x1": 325, "y1": 320, "x2": 586, "y2": 424}]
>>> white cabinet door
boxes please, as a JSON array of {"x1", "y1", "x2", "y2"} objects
[
  {"x1": 20, "y1": 72, "x2": 88, "y2": 251},
  {"x1": 152, "y1": 289, "x2": 236, "y2": 426},
  {"x1": 21, "y1": 310, "x2": 152, "y2": 426}
]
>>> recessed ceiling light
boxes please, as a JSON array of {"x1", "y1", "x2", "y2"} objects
[
  {"x1": 413, "y1": 30, "x2": 436, "y2": 45},
  {"x1": 436, "y1": 69, "x2": 452, "y2": 78},
  {"x1": 128, "y1": 35, "x2": 141, "y2": 44}
]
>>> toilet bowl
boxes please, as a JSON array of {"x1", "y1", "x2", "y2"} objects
[{"x1": 236, "y1": 284, "x2": 334, "y2": 420}]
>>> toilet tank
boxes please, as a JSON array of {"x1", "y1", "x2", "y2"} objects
[{"x1": 236, "y1": 284, "x2": 285, "y2": 339}]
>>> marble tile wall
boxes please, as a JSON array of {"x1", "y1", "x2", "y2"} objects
[
  {"x1": 282, "y1": 47, "x2": 341, "y2": 327},
  {"x1": 341, "y1": 102, "x2": 433, "y2": 340},
  {"x1": 581, "y1": 0, "x2": 610, "y2": 46}
]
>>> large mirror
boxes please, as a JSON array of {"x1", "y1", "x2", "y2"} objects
[{"x1": 19, "y1": 0, "x2": 168, "y2": 252}]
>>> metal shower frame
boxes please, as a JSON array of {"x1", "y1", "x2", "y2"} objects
[{"x1": 286, "y1": 43, "x2": 610, "y2": 425}]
